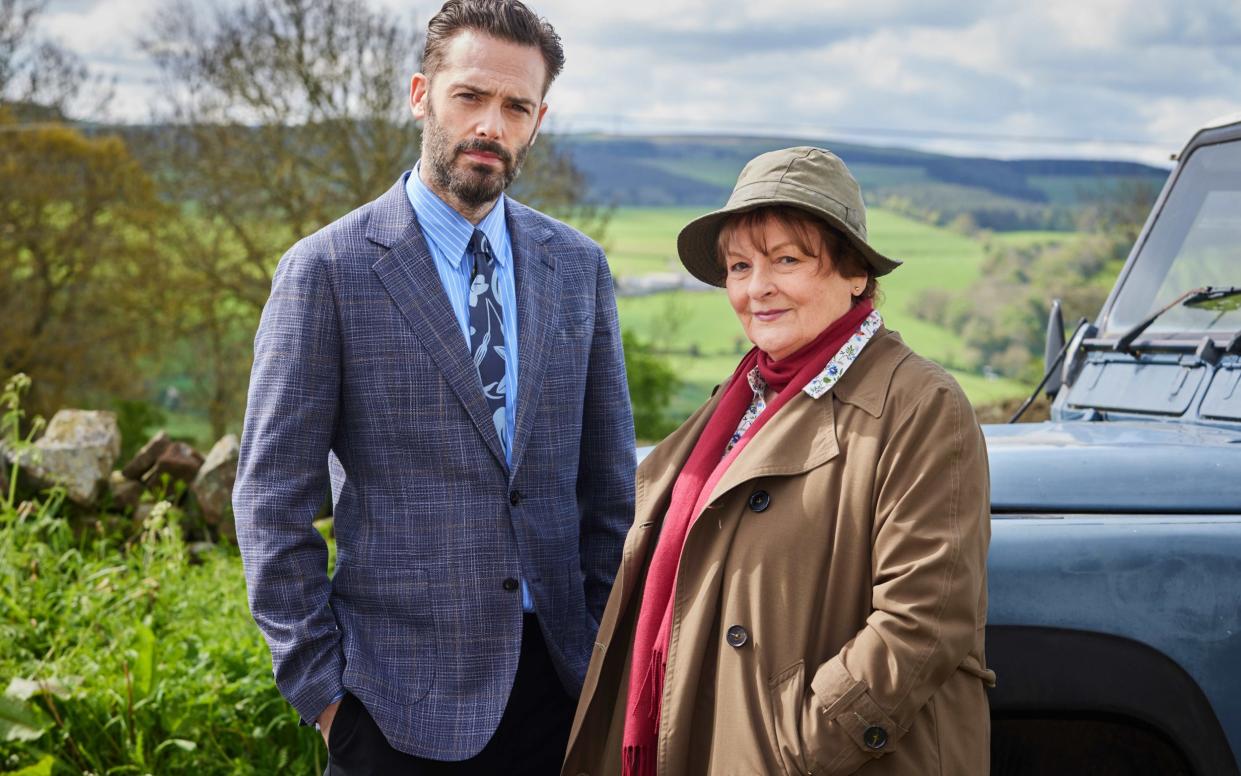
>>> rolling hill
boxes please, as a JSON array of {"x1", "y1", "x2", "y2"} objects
[{"x1": 561, "y1": 134, "x2": 1168, "y2": 231}]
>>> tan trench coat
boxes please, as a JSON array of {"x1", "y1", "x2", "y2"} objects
[{"x1": 563, "y1": 329, "x2": 995, "y2": 776}]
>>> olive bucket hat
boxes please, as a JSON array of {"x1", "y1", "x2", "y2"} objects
[{"x1": 676, "y1": 146, "x2": 902, "y2": 287}]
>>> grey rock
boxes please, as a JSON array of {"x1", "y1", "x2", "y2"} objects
[
  {"x1": 191, "y1": 434, "x2": 238, "y2": 538},
  {"x1": 4, "y1": 410, "x2": 121, "y2": 505},
  {"x1": 122, "y1": 431, "x2": 170, "y2": 480}
]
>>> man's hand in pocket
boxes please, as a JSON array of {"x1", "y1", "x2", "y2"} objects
[{"x1": 318, "y1": 699, "x2": 342, "y2": 747}]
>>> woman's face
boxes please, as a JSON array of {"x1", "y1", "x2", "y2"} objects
[{"x1": 723, "y1": 218, "x2": 867, "y2": 361}]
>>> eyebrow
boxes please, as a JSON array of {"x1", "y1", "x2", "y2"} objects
[
  {"x1": 725, "y1": 240, "x2": 802, "y2": 258},
  {"x1": 451, "y1": 81, "x2": 539, "y2": 110}
]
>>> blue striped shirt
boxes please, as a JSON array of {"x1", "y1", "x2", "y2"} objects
[
  {"x1": 406, "y1": 164, "x2": 520, "y2": 467},
  {"x1": 406, "y1": 165, "x2": 533, "y2": 612}
]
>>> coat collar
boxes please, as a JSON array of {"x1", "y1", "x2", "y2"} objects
[
  {"x1": 705, "y1": 328, "x2": 911, "y2": 504},
  {"x1": 829, "y1": 326, "x2": 910, "y2": 419},
  {"x1": 636, "y1": 326, "x2": 913, "y2": 520},
  {"x1": 365, "y1": 174, "x2": 560, "y2": 475}
]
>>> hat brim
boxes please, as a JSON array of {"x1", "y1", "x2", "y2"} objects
[{"x1": 676, "y1": 201, "x2": 902, "y2": 288}]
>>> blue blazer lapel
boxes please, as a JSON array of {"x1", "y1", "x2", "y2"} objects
[
  {"x1": 367, "y1": 176, "x2": 508, "y2": 470},
  {"x1": 507, "y1": 201, "x2": 560, "y2": 475}
]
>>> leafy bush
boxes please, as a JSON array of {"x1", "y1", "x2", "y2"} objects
[
  {"x1": 623, "y1": 330, "x2": 680, "y2": 442},
  {"x1": 0, "y1": 473, "x2": 323, "y2": 774}
]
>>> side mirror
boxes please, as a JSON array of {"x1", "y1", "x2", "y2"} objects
[{"x1": 1044, "y1": 299, "x2": 1065, "y2": 398}]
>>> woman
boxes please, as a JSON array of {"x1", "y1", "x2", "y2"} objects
[{"x1": 563, "y1": 147, "x2": 994, "y2": 776}]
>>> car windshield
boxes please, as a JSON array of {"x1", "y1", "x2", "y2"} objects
[{"x1": 1103, "y1": 137, "x2": 1241, "y2": 338}]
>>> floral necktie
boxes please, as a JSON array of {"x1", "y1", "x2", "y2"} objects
[{"x1": 467, "y1": 229, "x2": 508, "y2": 450}]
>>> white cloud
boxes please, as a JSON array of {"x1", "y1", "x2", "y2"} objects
[{"x1": 42, "y1": 0, "x2": 1241, "y2": 161}]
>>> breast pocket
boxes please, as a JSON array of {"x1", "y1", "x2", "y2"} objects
[{"x1": 558, "y1": 312, "x2": 595, "y2": 340}]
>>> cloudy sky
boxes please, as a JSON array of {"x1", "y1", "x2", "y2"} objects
[{"x1": 42, "y1": 0, "x2": 1241, "y2": 164}]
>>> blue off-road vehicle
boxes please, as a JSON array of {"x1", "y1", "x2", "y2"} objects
[{"x1": 985, "y1": 115, "x2": 1241, "y2": 775}]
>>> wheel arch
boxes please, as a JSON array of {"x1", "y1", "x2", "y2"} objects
[{"x1": 987, "y1": 625, "x2": 1238, "y2": 776}]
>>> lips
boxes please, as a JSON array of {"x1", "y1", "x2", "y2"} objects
[
  {"x1": 753, "y1": 309, "x2": 789, "y2": 322},
  {"x1": 463, "y1": 150, "x2": 501, "y2": 164}
]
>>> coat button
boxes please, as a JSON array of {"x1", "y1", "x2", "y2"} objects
[
  {"x1": 747, "y1": 490, "x2": 770, "y2": 512},
  {"x1": 509, "y1": 490, "x2": 522, "y2": 506},
  {"x1": 863, "y1": 725, "x2": 888, "y2": 750},
  {"x1": 502, "y1": 577, "x2": 519, "y2": 592},
  {"x1": 725, "y1": 624, "x2": 749, "y2": 648}
]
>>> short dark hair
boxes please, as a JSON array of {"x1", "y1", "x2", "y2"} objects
[{"x1": 422, "y1": 0, "x2": 565, "y2": 94}]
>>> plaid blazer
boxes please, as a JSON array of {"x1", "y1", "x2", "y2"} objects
[{"x1": 233, "y1": 174, "x2": 636, "y2": 759}]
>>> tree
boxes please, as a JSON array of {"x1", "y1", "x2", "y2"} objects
[
  {"x1": 137, "y1": 0, "x2": 424, "y2": 436},
  {"x1": 913, "y1": 223, "x2": 1141, "y2": 382},
  {"x1": 0, "y1": 121, "x2": 170, "y2": 416},
  {"x1": 1, "y1": 0, "x2": 108, "y2": 120}
]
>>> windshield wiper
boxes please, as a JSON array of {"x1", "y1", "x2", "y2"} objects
[{"x1": 1113, "y1": 285, "x2": 1241, "y2": 355}]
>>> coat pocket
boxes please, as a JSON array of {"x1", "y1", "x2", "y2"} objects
[{"x1": 768, "y1": 660, "x2": 809, "y2": 776}]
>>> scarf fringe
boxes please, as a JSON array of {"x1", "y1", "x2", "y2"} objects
[
  {"x1": 623, "y1": 744, "x2": 656, "y2": 776},
  {"x1": 645, "y1": 646, "x2": 666, "y2": 720}
]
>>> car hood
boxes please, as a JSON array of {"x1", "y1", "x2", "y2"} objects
[{"x1": 983, "y1": 421, "x2": 1241, "y2": 514}]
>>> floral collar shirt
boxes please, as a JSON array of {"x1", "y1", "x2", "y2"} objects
[{"x1": 725, "y1": 309, "x2": 884, "y2": 455}]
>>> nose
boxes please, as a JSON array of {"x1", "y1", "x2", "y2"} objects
[
  {"x1": 747, "y1": 260, "x2": 776, "y2": 299},
  {"x1": 474, "y1": 103, "x2": 503, "y2": 140}
]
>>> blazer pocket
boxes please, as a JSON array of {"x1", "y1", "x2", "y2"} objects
[
  {"x1": 558, "y1": 312, "x2": 595, "y2": 340},
  {"x1": 338, "y1": 567, "x2": 435, "y2": 706},
  {"x1": 768, "y1": 660, "x2": 809, "y2": 776}
]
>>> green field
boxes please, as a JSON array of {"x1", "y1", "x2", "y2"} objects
[
  {"x1": 987, "y1": 230, "x2": 1083, "y2": 249},
  {"x1": 603, "y1": 207, "x2": 705, "y2": 277},
  {"x1": 607, "y1": 206, "x2": 1034, "y2": 415}
]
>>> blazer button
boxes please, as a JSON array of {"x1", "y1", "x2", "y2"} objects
[
  {"x1": 748, "y1": 490, "x2": 770, "y2": 512},
  {"x1": 725, "y1": 624, "x2": 749, "y2": 648},
  {"x1": 863, "y1": 725, "x2": 888, "y2": 750},
  {"x1": 509, "y1": 490, "x2": 523, "y2": 506},
  {"x1": 502, "y1": 577, "x2": 519, "y2": 592}
]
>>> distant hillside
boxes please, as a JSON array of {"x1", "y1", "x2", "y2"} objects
[{"x1": 562, "y1": 134, "x2": 1169, "y2": 231}]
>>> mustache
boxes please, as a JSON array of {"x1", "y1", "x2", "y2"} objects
[{"x1": 455, "y1": 138, "x2": 513, "y2": 166}]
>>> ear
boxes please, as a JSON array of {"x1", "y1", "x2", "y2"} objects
[
  {"x1": 410, "y1": 73, "x2": 430, "y2": 120},
  {"x1": 528, "y1": 101, "x2": 550, "y2": 145}
]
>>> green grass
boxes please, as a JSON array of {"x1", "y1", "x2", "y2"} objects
[
  {"x1": 605, "y1": 207, "x2": 707, "y2": 277},
  {"x1": 0, "y1": 495, "x2": 325, "y2": 774},
  {"x1": 987, "y1": 230, "x2": 1083, "y2": 249}
]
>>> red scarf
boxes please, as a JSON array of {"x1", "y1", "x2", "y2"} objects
[{"x1": 622, "y1": 300, "x2": 874, "y2": 776}]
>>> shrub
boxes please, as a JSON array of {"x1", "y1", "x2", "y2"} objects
[
  {"x1": 0, "y1": 475, "x2": 323, "y2": 774},
  {"x1": 623, "y1": 330, "x2": 680, "y2": 442}
]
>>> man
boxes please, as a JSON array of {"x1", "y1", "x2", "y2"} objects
[{"x1": 233, "y1": 1, "x2": 635, "y2": 772}]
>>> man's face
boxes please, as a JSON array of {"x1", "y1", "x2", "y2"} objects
[{"x1": 410, "y1": 30, "x2": 549, "y2": 210}]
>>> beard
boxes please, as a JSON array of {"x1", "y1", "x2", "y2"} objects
[{"x1": 422, "y1": 103, "x2": 532, "y2": 208}]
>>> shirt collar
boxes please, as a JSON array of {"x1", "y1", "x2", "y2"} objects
[
  {"x1": 744, "y1": 309, "x2": 885, "y2": 401},
  {"x1": 406, "y1": 162, "x2": 509, "y2": 269}
]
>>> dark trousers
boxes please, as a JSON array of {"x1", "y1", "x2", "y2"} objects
[{"x1": 325, "y1": 614, "x2": 575, "y2": 776}]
